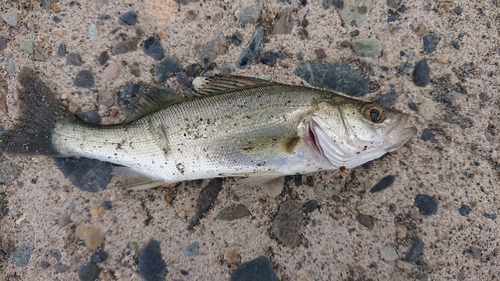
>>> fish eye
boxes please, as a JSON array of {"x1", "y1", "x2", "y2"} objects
[{"x1": 362, "y1": 103, "x2": 384, "y2": 123}]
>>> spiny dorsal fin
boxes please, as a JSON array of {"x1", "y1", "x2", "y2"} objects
[
  {"x1": 195, "y1": 75, "x2": 278, "y2": 95},
  {"x1": 123, "y1": 83, "x2": 184, "y2": 122}
]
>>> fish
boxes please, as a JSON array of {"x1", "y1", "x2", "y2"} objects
[{"x1": 0, "y1": 67, "x2": 416, "y2": 194}]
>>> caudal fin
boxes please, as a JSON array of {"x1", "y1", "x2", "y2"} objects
[{"x1": 0, "y1": 67, "x2": 74, "y2": 155}]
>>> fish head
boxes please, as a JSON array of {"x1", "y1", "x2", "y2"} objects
[{"x1": 309, "y1": 100, "x2": 416, "y2": 168}]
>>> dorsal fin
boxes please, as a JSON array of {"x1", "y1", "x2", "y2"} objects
[
  {"x1": 196, "y1": 75, "x2": 278, "y2": 95},
  {"x1": 121, "y1": 83, "x2": 184, "y2": 122}
]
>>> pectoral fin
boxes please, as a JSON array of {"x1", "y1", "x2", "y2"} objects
[
  {"x1": 112, "y1": 166, "x2": 170, "y2": 190},
  {"x1": 229, "y1": 172, "x2": 285, "y2": 198},
  {"x1": 238, "y1": 136, "x2": 301, "y2": 156}
]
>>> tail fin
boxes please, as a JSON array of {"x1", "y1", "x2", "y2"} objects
[{"x1": 0, "y1": 67, "x2": 73, "y2": 155}]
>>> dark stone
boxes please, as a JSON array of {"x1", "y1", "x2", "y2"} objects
[
  {"x1": 119, "y1": 10, "x2": 138, "y2": 25},
  {"x1": 54, "y1": 157, "x2": 112, "y2": 192},
  {"x1": 379, "y1": 65, "x2": 389, "y2": 72},
  {"x1": 78, "y1": 262, "x2": 101, "y2": 281},
  {"x1": 260, "y1": 51, "x2": 277, "y2": 66},
  {"x1": 423, "y1": 35, "x2": 437, "y2": 54},
  {"x1": 40, "y1": 261, "x2": 51, "y2": 269},
  {"x1": 397, "y1": 5, "x2": 407, "y2": 12},
  {"x1": 220, "y1": 61, "x2": 232, "y2": 74},
  {"x1": 479, "y1": 92, "x2": 488, "y2": 100},
  {"x1": 217, "y1": 204, "x2": 250, "y2": 221},
  {"x1": 304, "y1": 200, "x2": 318, "y2": 213},
  {"x1": 375, "y1": 89, "x2": 398, "y2": 107},
  {"x1": 305, "y1": 176, "x2": 314, "y2": 187},
  {"x1": 236, "y1": 26, "x2": 264, "y2": 69},
  {"x1": 333, "y1": 0, "x2": 344, "y2": 9},
  {"x1": 414, "y1": 194, "x2": 438, "y2": 216},
  {"x1": 350, "y1": 30, "x2": 360, "y2": 37},
  {"x1": 143, "y1": 37, "x2": 164, "y2": 61},
  {"x1": 369, "y1": 175, "x2": 395, "y2": 193},
  {"x1": 155, "y1": 57, "x2": 182, "y2": 82},
  {"x1": 74, "y1": 70, "x2": 95, "y2": 88},
  {"x1": 130, "y1": 62, "x2": 140, "y2": 77},
  {"x1": 412, "y1": 59, "x2": 430, "y2": 87},
  {"x1": 272, "y1": 199, "x2": 304, "y2": 247},
  {"x1": 453, "y1": 6, "x2": 462, "y2": 15},
  {"x1": 57, "y1": 43, "x2": 66, "y2": 57},
  {"x1": 229, "y1": 256, "x2": 279, "y2": 281},
  {"x1": 277, "y1": 50, "x2": 287, "y2": 60},
  {"x1": 77, "y1": 110, "x2": 101, "y2": 124},
  {"x1": 53, "y1": 16, "x2": 61, "y2": 23},
  {"x1": 203, "y1": 57, "x2": 215, "y2": 70},
  {"x1": 388, "y1": 203, "x2": 397, "y2": 212},
  {"x1": 58, "y1": 214, "x2": 70, "y2": 227},
  {"x1": 484, "y1": 213, "x2": 497, "y2": 220},
  {"x1": 407, "y1": 101, "x2": 419, "y2": 111},
  {"x1": 183, "y1": 242, "x2": 199, "y2": 257},
  {"x1": 50, "y1": 249, "x2": 62, "y2": 260},
  {"x1": 118, "y1": 83, "x2": 141, "y2": 110},
  {"x1": 452, "y1": 42, "x2": 460, "y2": 50},
  {"x1": 295, "y1": 61, "x2": 369, "y2": 97},
  {"x1": 111, "y1": 38, "x2": 139, "y2": 55},
  {"x1": 55, "y1": 263, "x2": 70, "y2": 273},
  {"x1": 176, "y1": 72, "x2": 191, "y2": 87},
  {"x1": 231, "y1": 30, "x2": 243, "y2": 45},
  {"x1": 91, "y1": 251, "x2": 109, "y2": 263},
  {"x1": 180, "y1": 269, "x2": 189, "y2": 276},
  {"x1": 294, "y1": 174, "x2": 302, "y2": 186},
  {"x1": 296, "y1": 52, "x2": 304, "y2": 61},
  {"x1": 186, "y1": 63, "x2": 201, "y2": 77},
  {"x1": 0, "y1": 36, "x2": 8, "y2": 51},
  {"x1": 98, "y1": 51, "x2": 109, "y2": 65},
  {"x1": 357, "y1": 213, "x2": 374, "y2": 230},
  {"x1": 315, "y1": 48, "x2": 327, "y2": 59},
  {"x1": 387, "y1": 15, "x2": 397, "y2": 22},
  {"x1": 66, "y1": 53, "x2": 83, "y2": 66},
  {"x1": 10, "y1": 242, "x2": 34, "y2": 267},
  {"x1": 300, "y1": 0, "x2": 307, "y2": 6},
  {"x1": 188, "y1": 178, "x2": 223, "y2": 230},
  {"x1": 470, "y1": 246, "x2": 482, "y2": 259},
  {"x1": 444, "y1": 114, "x2": 456, "y2": 124},
  {"x1": 322, "y1": 0, "x2": 332, "y2": 9},
  {"x1": 102, "y1": 201, "x2": 112, "y2": 210},
  {"x1": 340, "y1": 40, "x2": 350, "y2": 47},
  {"x1": 196, "y1": 35, "x2": 228, "y2": 61},
  {"x1": 421, "y1": 128, "x2": 434, "y2": 141},
  {"x1": 458, "y1": 204, "x2": 471, "y2": 216},
  {"x1": 404, "y1": 238, "x2": 424, "y2": 263},
  {"x1": 138, "y1": 240, "x2": 168, "y2": 281}
]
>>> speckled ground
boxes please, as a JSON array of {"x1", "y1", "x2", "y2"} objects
[{"x1": 1, "y1": 0, "x2": 500, "y2": 280}]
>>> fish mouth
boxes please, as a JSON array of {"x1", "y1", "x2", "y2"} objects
[{"x1": 380, "y1": 114, "x2": 417, "y2": 152}]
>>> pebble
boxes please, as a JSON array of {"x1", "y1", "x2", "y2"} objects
[
  {"x1": 78, "y1": 110, "x2": 101, "y2": 124},
  {"x1": 155, "y1": 57, "x2": 182, "y2": 82},
  {"x1": 98, "y1": 51, "x2": 109, "y2": 65},
  {"x1": 143, "y1": 36, "x2": 164, "y2": 61},
  {"x1": 111, "y1": 38, "x2": 139, "y2": 55},
  {"x1": 400, "y1": 63, "x2": 414, "y2": 74},
  {"x1": 130, "y1": 62, "x2": 141, "y2": 77},
  {"x1": 357, "y1": 213, "x2": 374, "y2": 230},
  {"x1": 380, "y1": 244, "x2": 398, "y2": 261},
  {"x1": 272, "y1": 8, "x2": 294, "y2": 34},
  {"x1": 185, "y1": 10, "x2": 196, "y2": 20},
  {"x1": 407, "y1": 101, "x2": 419, "y2": 111},
  {"x1": 98, "y1": 90, "x2": 114, "y2": 107},
  {"x1": 404, "y1": 238, "x2": 424, "y2": 263},
  {"x1": 40, "y1": 261, "x2": 51, "y2": 269},
  {"x1": 436, "y1": 54, "x2": 449, "y2": 64},
  {"x1": 220, "y1": 60, "x2": 232, "y2": 74},
  {"x1": 50, "y1": 249, "x2": 62, "y2": 260},
  {"x1": 10, "y1": 242, "x2": 34, "y2": 267},
  {"x1": 295, "y1": 61, "x2": 369, "y2": 97},
  {"x1": 459, "y1": 204, "x2": 471, "y2": 216},
  {"x1": 196, "y1": 34, "x2": 228, "y2": 61},
  {"x1": 74, "y1": 70, "x2": 95, "y2": 88},
  {"x1": 260, "y1": 51, "x2": 277, "y2": 66},
  {"x1": 339, "y1": 0, "x2": 372, "y2": 27},
  {"x1": 296, "y1": 52, "x2": 304, "y2": 61},
  {"x1": 418, "y1": 96, "x2": 438, "y2": 121},
  {"x1": 370, "y1": 175, "x2": 395, "y2": 193},
  {"x1": 231, "y1": 31, "x2": 243, "y2": 45},
  {"x1": 89, "y1": 23, "x2": 98, "y2": 41},
  {"x1": 340, "y1": 40, "x2": 350, "y2": 48},
  {"x1": 176, "y1": 72, "x2": 191, "y2": 87},
  {"x1": 183, "y1": 242, "x2": 199, "y2": 257},
  {"x1": 452, "y1": 42, "x2": 460, "y2": 50},
  {"x1": 0, "y1": 36, "x2": 8, "y2": 51},
  {"x1": 352, "y1": 38, "x2": 381, "y2": 59},
  {"x1": 58, "y1": 214, "x2": 71, "y2": 227},
  {"x1": 91, "y1": 251, "x2": 109, "y2": 263},
  {"x1": 54, "y1": 156, "x2": 112, "y2": 192},
  {"x1": 66, "y1": 52, "x2": 83, "y2": 66},
  {"x1": 470, "y1": 246, "x2": 482, "y2": 259},
  {"x1": 236, "y1": 26, "x2": 264, "y2": 69},
  {"x1": 304, "y1": 200, "x2": 318, "y2": 213},
  {"x1": 34, "y1": 44, "x2": 47, "y2": 61},
  {"x1": 375, "y1": 89, "x2": 398, "y2": 107},
  {"x1": 388, "y1": 203, "x2": 397, "y2": 212},
  {"x1": 386, "y1": 0, "x2": 400, "y2": 8},
  {"x1": 413, "y1": 59, "x2": 430, "y2": 87},
  {"x1": 55, "y1": 263, "x2": 70, "y2": 273},
  {"x1": 314, "y1": 182, "x2": 326, "y2": 196},
  {"x1": 57, "y1": 43, "x2": 66, "y2": 56},
  {"x1": 444, "y1": 91, "x2": 459, "y2": 103},
  {"x1": 118, "y1": 83, "x2": 142, "y2": 111},
  {"x1": 188, "y1": 178, "x2": 223, "y2": 230},
  {"x1": 230, "y1": 256, "x2": 279, "y2": 281},
  {"x1": 298, "y1": 28, "x2": 309, "y2": 40},
  {"x1": 421, "y1": 128, "x2": 434, "y2": 141},
  {"x1": 414, "y1": 194, "x2": 438, "y2": 216},
  {"x1": 306, "y1": 176, "x2": 314, "y2": 187},
  {"x1": 423, "y1": 34, "x2": 437, "y2": 54},
  {"x1": 119, "y1": 10, "x2": 138, "y2": 25},
  {"x1": 22, "y1": 40, "x2": 35, "y2": 54},
  {"x1": 484, "y1": 213, "x2": 497, "y2": 220},
  {"x1": 272, "y1": 199, "x2": 304, "y2": 247},
  {"x1": 315, "y1": 48, "x2": 327, "y2": 59},
  {"x1": 217, "y1": 204, "x2": 250, "y2": 221},
  {"x1": 235, "y1": 4, "x2": 262, "y2": 27},
  {"x1": 101, "y1": 61, "x2": 121, "y2": 82},
  {"x1": 6, "y1": 53, "x2": 17, "y2": 74},
  {"x1": 53, "y1": 16, "x2": 61, "y2": 23},
  {"x1": 78, "y1": 262, "x2": 101, "y2": 281},
  {"x1": 75, "y1": 224, "x2": 105, "y2": 251},
  {"x1": 294, "y1": 175, "x2": 302, "y2": 186},
  {"x1": 224, "y1": 249, "x2": 241, "y2": 264},
  {"x1": 2, "y1": 12, "x2": 18, "y2": 27}
]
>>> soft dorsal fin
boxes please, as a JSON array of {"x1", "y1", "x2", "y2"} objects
[
  {"x1": 122, "y1": 83, "x2": 184, "y2": 121},
  {"x1": 195, "y1": 75, "x2": 278, "y2": 95}
]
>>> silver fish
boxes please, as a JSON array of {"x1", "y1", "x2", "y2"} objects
[{"x1": 0, "y1": 67, "x2": 416, "y2": 191}]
